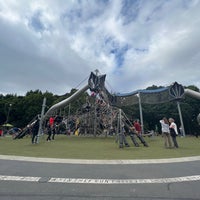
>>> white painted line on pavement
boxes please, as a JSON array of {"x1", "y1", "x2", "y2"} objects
[
  {"x1": 49, "y1": 175, "x2": 200, "y2": 184},
  {"x1": 0, "y1": 175, "x2": 200, "y2": 184},
  {"x1": 0, "y1": 155, "x2": 200, "y2": 164},
  {"x1": 0, "y1": 175, "x2": 40, "y2": 182}
]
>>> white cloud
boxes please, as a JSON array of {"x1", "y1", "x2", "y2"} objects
[{"x1": 0, "y1": 0, "x2": 200, "y2": 96}]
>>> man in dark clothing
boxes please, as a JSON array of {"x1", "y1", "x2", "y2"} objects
[
  {"x1": 31, "y1": 119, "x2": 40, "y2": 144},
  {"x1": 46, "y1": 123, "x2": 52, "y2": 141}
]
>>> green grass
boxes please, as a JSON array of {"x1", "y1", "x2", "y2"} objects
[{"x1": 0, "y1": 135, "x2": 199, "y2": 160}]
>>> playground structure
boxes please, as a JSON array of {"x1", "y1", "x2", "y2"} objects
[
  {"x1": 14, "y1": 70, "x2": 200, "y2": 146},
  {"x1": 45, "y1": 71, "x2": 200, "y2": 122}
]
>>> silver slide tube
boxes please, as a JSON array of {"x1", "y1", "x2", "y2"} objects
[
  {"x1": 44, "y1": 86, "x2": 200, "y2": 119},
  {"x1": 184, "y1": 89, "x2": 200, "y2": 100},
  {"x1": 44, "y1": 84, "x2": 89, "y2": 118}
]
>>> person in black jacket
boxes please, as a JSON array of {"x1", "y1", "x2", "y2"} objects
[
  {"x1": 169, "y1": 118, "x2": 179, "y2": 148},
  {"x1": 46, "y1": 123, "x2": 52, "y2": 141},
  {"x1": 31, "y1": 118, "x2": 40, "y2": 144}
]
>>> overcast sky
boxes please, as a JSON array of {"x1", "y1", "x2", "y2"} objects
[{"x1": 1, "y1": 0, "x2": 200, "y2": 96}]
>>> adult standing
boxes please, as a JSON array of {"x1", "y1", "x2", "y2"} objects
[
  {"x1": 46, "y1": 123, "x2": 52, "y2": 141},
  {"x1": 49, "y1": 116, "x2": 55, "y2": 140},
  {"x1": 31, "y1": 118, "x2": 40, "y2": 144},
  {"x1": 169, "y1": 118, "x2": 179, "y2": 148},
  {"x1": 159, "y1": 117, "x2": 172, "y2": 148}
]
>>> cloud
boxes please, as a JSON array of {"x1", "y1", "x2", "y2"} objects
[{"x1": 0, "y1": 0, "x2": 200, "y2": 96}]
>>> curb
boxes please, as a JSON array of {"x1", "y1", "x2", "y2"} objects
[{"x1": 0, "y1": 155, "x2": 200, "y2": 164}]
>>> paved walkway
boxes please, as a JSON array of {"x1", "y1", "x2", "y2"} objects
[{"x1": 0, "y1": 155, "x2": 200, "y2": 199}]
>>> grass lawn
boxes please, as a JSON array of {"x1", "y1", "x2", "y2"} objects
[{"x1": 0, "y1": 134, "x2": 199, "y2": 160}]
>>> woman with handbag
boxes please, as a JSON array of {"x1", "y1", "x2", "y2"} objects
[{"x1": 169, "y1": 118, "x2": 179, "y2": 148}]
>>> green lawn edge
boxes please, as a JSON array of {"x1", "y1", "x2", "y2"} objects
[{"x1": 0, "y1": 135, "x2": 199, "y2": 160}]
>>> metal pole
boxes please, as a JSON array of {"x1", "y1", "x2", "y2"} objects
[
  {"x1": 6, "y1": 104, "x2": 12, "y2": 123},
  {"x1": 36, "y1": 97, "x2": 46, "y2": 143},
  {"x1": 118, "y1": 108, "x2": 123, "y2": 147},
  {"x1": 94, "y1": 100, "x2": 97, "y2": 137},
  {"x1": 93, "y1": 70, "x2": 99, "y2": 137},
  {"x1": 138, "y1": 92, "x2": 144, "y2": 134},
  {"x1": 177, "y1": 101, "x2": 185, "y2": 137}
]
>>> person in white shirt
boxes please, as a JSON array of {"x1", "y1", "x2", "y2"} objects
[{"x1": 159, "y1": 117, "x2": 172, "y2": 148}]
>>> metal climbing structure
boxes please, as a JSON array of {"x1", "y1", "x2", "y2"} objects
[{"x1": 40, "y1": 70, "x2": 200, "y2": 144}]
